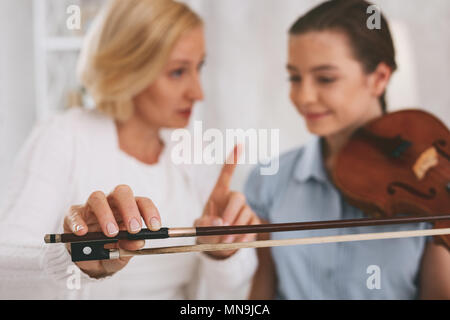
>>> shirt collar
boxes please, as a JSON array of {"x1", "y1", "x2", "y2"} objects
[{"x1": 293, "y1": 135, "x2": 328, "y2": 183}]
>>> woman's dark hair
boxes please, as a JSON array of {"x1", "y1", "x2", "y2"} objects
[{"x1": 289, "y1": 0, "x2": 397, "y2": 113}]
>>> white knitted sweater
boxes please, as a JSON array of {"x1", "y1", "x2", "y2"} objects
[{"x1": 0, "y1": 108, "x2": 257, "y2": 299}]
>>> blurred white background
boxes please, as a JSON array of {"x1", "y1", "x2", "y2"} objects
[{"x1": 0, "y1": 0, "x2": 449, "y2": 206}]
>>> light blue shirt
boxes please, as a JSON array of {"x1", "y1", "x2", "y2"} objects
[{"x1": 244, "y1": 136, "x2": 430, "y2": 299}]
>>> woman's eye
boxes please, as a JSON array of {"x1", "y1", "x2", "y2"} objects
[
  {"x1": 170, "y1": 68, "x2": 185, "y2": 78},
  {"x1": 288, "y1": 75, "x2": 301, "y2": 83},
  {"x1": 317, "y1": 76, "x2": 337, "y2": 84}
]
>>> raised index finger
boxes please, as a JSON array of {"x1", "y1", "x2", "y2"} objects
[{"x1": 213, "y1": 144, "x2": 242, "y2": 192}]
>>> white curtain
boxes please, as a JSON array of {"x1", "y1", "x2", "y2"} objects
[{"x1": 0, "y1": 0, "x2": 36, "y2": 205}]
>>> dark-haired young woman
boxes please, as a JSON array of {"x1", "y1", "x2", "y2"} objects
[{"x1": 245, "y1": 0, "x2": 450, "y2": 299}]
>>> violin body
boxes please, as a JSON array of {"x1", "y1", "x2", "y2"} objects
[{"x1": 333, "y1": 109, "x2": 450, "y2": 248}]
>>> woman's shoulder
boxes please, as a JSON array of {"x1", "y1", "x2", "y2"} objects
[
  {"x1": 23, "y1": 107, "x2": 116, "y2": 162},
  {"x1": 34, "y1": 108, "x2": 116, "y2": 150},
  {"x1": 43, "y1": 107, "x2": 112, "y2": 134}
]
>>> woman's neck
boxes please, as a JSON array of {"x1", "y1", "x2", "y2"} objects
[
  {"x1": 322, "y1": 101, "x2": 383, "y2": 175},
  {"x1": 115, "y1": 116, "x2": 164, "y2": 165},
  {"x1": 322, "y1": 127, "x2": 355, "y2": 178}
]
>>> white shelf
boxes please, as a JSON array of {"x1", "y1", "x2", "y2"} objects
[{"x1": 33, "y1": 0, "x2": 102, "y2": 121}]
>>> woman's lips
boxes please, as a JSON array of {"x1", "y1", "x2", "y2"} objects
[
  {"x1": 178, "y1": 108, "x2": 192, "y2": 118},
  {"x1": 304, "y1": 111, "x2": 332, "y2": 120}
]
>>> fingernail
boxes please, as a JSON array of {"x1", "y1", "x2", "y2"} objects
[
  {"x1": 129, "y1": 218, "x2": 141, "y2": 232},
  {"x1": 72, "y1": 224, "x2": 84, "y2": 232},
  {"x1": 150, "y1": 217, "x2": 161, "y2": 230},
  {"x1": 107, "y1": 222, "x2": 118, "y2": 235},
  {"x1": 213, "y1": 218, "x2": 223, "y2": 226}
]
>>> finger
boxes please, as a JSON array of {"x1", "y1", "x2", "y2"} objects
[
  {"x1": 233, "y1": 205, "x2": 254, "y2": 227},
  {"x1": 221, "y1": 192, "x2": 246, "y2": 226},
  {"x1": 107, "y1": 185, "x2": 142, "y2": 234},
  {"x1": 64, "y1": 205, "x2": 88, "y2": 236},
  {"x1": 223, "y1": 204, "x2": 253, "y2": 243},
  {"x1": 226, "y1": 144, "x2": 242, "y2": 165},
  {"x1": 240, "y1": 232, "x2": 257, "y2": 243},
  {"x1": 100, "y1": 256, "x2": 133, "y2": 274},
  {"x1": 118, "y1": 239, "x2": 146, "y2": 251},
  {"x1": 202, "y1": 199, "x2": 218, "y2": 218},
  {"x1": 80, "y1": 204, "x2": 115, "y2": 226},
  {"x1": 240, "y1": 213, "x2": 260, "y2": 242},
  {"x1": 196, "y1": 210, "x2": 239, "y2": 258},
  {"x1": 213, "y1": 144, "x2": 242, "y2": 193},
  {"x1": 85, "y1": 223, "x2": 103, "y2": 233},
  {"x1": 194, "y1": 217, "x2": 206, "y2": 228},
  {"x1": 244, "y1": 214, "x2": 264, "y2": 242},
  {"x1": 195, "y1": 214, "x2": 223, "y2": 227},
  {"x1": 136, "y1": 197, "x2": 161, "y2": 231},
  {"x1": 86, "y1": 191, "x2": 119, "y2": 237},
  {"x1": 195, "y1": 215, "x2": 223, "y2": 244}
]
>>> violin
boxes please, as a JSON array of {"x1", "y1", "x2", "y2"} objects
[{"x1": 333, "y1": 109, "x2": 450, "y2": 248}]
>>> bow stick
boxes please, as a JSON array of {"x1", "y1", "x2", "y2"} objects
[
  {"x1": 119, "y1": 227, "x2": 450, "y2": 257},
  {"x1": 44, "y1": 214, "x2": 450, "y2": 262}
]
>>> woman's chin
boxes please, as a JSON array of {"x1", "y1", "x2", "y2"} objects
[
  {"x1": 166, "y1": 119, "x2": 191, "y2": 129},
  {"x1": 306, "y1": 123, "x2": 337, "y2": 137}
]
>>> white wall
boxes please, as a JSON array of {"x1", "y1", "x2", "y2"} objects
[
  {"x1": 186, "y1": 0, "x2": 450, "y2": 189},
  {"x1": 0, "y1": 0, "x2": 35, "y2": 205},
  {"x1": 0, "y1": 0, "x2": 449, "y2": 202},
  {"x1": 374, "y1": 0, "x2": 450, "y2": 118}
]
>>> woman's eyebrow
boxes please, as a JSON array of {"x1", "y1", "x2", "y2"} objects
[
  {"x1": 286, "y1": 64, "x2": 298, "y2": 71},
  {"x1": 286, "y1": 64, "x2": 338, "y2": 72},
  {"x1": 169, "y1": 55, "x2": 206, "y2": 66},
  {"x1": 310, "y1": 65, "x2": 338, "y2": 72},
  {"x1": 169, "y1": 59, "x2": 191, "y2": 66}
]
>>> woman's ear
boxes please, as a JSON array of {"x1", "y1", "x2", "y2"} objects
[{"x1": 370, "y1": 62, "x2": 392, "y2": 98}]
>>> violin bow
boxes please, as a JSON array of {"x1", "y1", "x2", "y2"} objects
[{"x1": 44, "y1": 214, "x2": 450, "y2": 262}]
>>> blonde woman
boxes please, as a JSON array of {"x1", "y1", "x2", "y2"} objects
[{"x1": 0, "y1": 0, "x2": 257, "y2": 299}]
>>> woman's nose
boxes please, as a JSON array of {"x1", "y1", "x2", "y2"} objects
[
  {"x1": 293, "y1": 80, "x2": 317, "y2": 107},
  {"x1": 187, "y1": 74, "x2": 204, "y2": 101}
]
